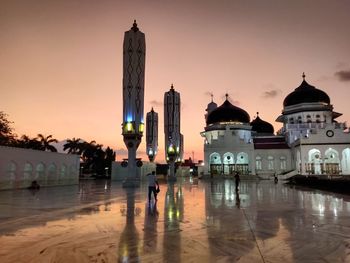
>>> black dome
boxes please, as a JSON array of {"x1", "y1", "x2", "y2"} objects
[
  {"x1": 206, "y1": 99, "x2": 250, "y2": 125},
  {"x1": 283, "y1": 79, "x2": 330, "y2": 107},
  {"x1": 251, "y1": 114, "x2": 274, "y2": 134}
]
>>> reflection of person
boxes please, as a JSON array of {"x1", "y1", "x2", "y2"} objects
[
  {"x1": 274, "y1": 173, "x2": 278, "y2": 184},
  {"x1": 235, "y1": 191, "x2": 240, "y2": 208},
  {"x1": 28, "y1": 180, "x2": 40, "y2": 190},
  {"x1": 147, "y1": 171, "x2": 159, "y2": 202},
  {"x1": 234, "y1": 172, "x2": 240, "y2": 191}
]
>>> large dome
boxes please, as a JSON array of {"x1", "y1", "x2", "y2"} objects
[
  {"x1": 251, "y1": 114, "x2": 274, "y2": 135},
  {"x1": 283, "y1": 76, "x2": 330, "y2": 107},
  {"x1": 206, "y1": 99, "x2": 250, "y2": 125}
]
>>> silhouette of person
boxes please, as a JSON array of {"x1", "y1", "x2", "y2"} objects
[
  {"x1": 147, "y1": 171, "x2": 159, "y2": 202},
  {"x1": 235, "y1": 190, "x2": 240, "y2": 208},
  {"x1": 234, "y1": 172, "x2": 240, "y2": 191},
  {"x1": 274, "y1": 173, "x2": 278, "y2": 184}
]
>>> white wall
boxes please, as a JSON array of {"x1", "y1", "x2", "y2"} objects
[{"x1": 0, "y1": 146, "x2": 80, "y2": 190}]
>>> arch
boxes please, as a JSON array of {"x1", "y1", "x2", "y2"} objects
[
  {"x1": 209, "y1": 152, "x2": 222, "y2": 175},
  {"x1": 341, "y1": 148, "x2": 350, "y2": 174},
  {"x1": 60, "y1": 164, "x2": 67, "y2": 178},
  {"x1": 48, "y1": 163, "x2": 57, "y2": 180},
  {"x1": 308, "y1": 148, "x2": 322, "y2": 175},
  {"x1": 223, "y1": 152, "x2": 234, "y2": 175},
  {"x1": 236, "y1": 152, "x2": 249, "y2": 175},
  {"x1": 209, "y1": 152, "x2": 222, "y2": 164},
  {"x1": 23, "y1": 162, "x2": 33, "y2": 180},
  {"x1": 36, "y1": 163, "x2": 45, "y2": 181},
  {"x1": 236, "y1": 152, "x2": 248, "y2": 164},
  {"x1": 6, "y1": 161, "x2": 17, "y2": 185},
  {"x1": 324, "y1": 148, "x2": 340, "y2": 175}
]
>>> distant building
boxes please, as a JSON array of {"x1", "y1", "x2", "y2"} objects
[
  {"x1": 201, "y1": 74, "x2": 350, "y2": 177},
  {"x1": 146, "y1": 108, "x2": 158, "y2": 162}
]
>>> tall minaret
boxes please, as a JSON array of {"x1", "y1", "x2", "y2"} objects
[
  {"x1": 122, "y1": 20, "x2": 145, "y2": 187},
  {"x1": 146, "y1": 108, "x2": 158, "y2": 162},
  {"x1": 164, "y1": 84, "x2": 181, "y2": 180}
]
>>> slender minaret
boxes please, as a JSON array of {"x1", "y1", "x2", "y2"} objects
[
  {"x1": 122, "y1": 20, "x2": 145, "y2": 187},
  {"x1": 164, "y1": 84, "x2": 181, "y2": 180},
  {"x1": 146, "y1": 108, "x2": 158, "y2": 162}
]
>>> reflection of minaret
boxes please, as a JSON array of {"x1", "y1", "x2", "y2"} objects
[
  {"x1": 146, "y1": 108, "x2": 158, "y2": 162},
  {"x1": 164, "y1": 84, "x2": 181, "y2": 180},
  {"x1": 118, "y1": 188, "x2": 141, "y2": 261},
  {"x1": 163, "y1": 182, "x2": 183, "y2": 262},
  {"x1": 143, "y1": 202, "x2": 158, "y2": 254},
  {"x1": 122, "y1": 20, "x2": 146, "y2": 187}
]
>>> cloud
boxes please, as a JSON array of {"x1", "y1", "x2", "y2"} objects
[
  {"x1": 262, "y1": 89, "x2": 281, "y2": 98},
  {"x1": 335, "y1": 70, "x2": 350, "y2": 81},
  {"x1": 149, "y1": 100, "x2": 163, "y2": 107}
]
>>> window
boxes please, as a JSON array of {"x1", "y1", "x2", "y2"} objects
[
  {"x1": 280, "y1": 157, "x2": 287, "y2": 170},
  {"x1": 255, "y1": 156, "x2": 262, "y2": 170},
  {"x1": 268, "y1": 156, "x2": 274, "y2": 170}
]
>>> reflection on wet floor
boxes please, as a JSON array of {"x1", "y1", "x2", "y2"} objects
[{"x1": 1, "y1": 178, "x2": 350, "y2": 262}]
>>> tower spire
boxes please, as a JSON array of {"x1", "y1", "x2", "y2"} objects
[
  {"x1": 131, "y1": 19, "x2": 139, "y2": 32},
  {"x1": 225, "y1": 93, "x2": 229, "y2": 100}
]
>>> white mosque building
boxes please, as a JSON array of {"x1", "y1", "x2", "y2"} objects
[{"x1": 201, "y1": 74, "x2": 350, "y2": 177}]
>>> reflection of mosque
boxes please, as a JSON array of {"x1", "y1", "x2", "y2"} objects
[
  {"x1": 201, "y1": 74, "x2": 350, "y2": 177},
  {"x1": 205, "y1": 179, "x2": 350, "y2": 261}
]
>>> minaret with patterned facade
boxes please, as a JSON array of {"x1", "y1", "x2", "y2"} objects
[
  {"x1": 122, "y1": 20, "x2": 145, "y2": 187},
  {"x1": 146, "y1": 108, "x2": 158, "y2": 162},
  {"x1": 164, "y1": 84, "x2": 181, "y2": 180}
]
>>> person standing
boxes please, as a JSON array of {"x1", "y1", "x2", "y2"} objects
[
  {"x1": 147, "y1": 171, "x2": 159, "y2": 202},
  {"x1": 234, "y1": 172, "x2": 240, "y2": 191}
]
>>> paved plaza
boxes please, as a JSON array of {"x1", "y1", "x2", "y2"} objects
[{"x1": 1, "y1": 178, "x2": 350, "y2": 262}]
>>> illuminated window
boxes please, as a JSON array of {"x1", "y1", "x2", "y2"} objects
[
  {"x1": 268, "y1": 156, "x2": 274, "y2": 170},
  {"x1": 255, "y1": 156, "x2": 262, "y2": 170}
]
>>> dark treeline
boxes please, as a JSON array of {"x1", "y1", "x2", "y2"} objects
[{"x1": 0, "y1": 111, "x2": 116, "y2": 178}]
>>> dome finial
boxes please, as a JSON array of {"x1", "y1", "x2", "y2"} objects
[
  {"x1": 171, "y1": 83, "x2": 174, "y2": 89},
  {"x1": 302, "y1": 72, "x2": 306, "y2": 81},
  {"x1": 257, "y1": 112, "x2": 259, "y2": 116},
  {"x1": 131, "y1": 19, "x2": 139, "y2": 32},
  {"x1": 225, "y1": 93, "x2": 229, "y2": 101},
  {"x1": 211, "y1": 93, "x2": 214, "y2": 102}
]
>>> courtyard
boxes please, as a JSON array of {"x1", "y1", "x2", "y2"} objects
[{"x1": 0, "y1": 178, "x2": 350, "y2": 262}]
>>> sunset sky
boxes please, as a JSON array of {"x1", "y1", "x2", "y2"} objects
[{"x1": 1, "y1": 0, "x2": 350, "y2": 162}]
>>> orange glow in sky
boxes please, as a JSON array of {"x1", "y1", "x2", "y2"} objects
[{"x1": 1, "y1": 0, "x2": 350, "y2": 162}]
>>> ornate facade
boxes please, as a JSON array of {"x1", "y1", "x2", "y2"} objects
[{"x1": 201, "y1": 75, "x2": 350, "y2": 177}]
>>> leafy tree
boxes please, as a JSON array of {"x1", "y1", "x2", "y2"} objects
[
  {"x1": 0, "y1": 111, "x2": 16, "y2": 145},
  {"x1": 37, "y1": 134, "x2": 58, "y2": 152},
  {"x1": 63, "y1": 137, "x2": 83, "y2": 154}
]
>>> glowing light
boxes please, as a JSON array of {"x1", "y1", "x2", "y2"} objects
[
  {"x1": 148, "y1": 149, "x2": 153, "y2": 155},
  {"x1": 168, "y1": 145, "x2": 175, "y2": 154},
  {"x1": 139, "y1": 123, "x2": 144, "y2": 133},
  {"x1": 126, "y1": 114, "x2": 133, "y2": 122},
  {"x1": 176, "y1": 146, "x2": 180, "y2": 153},
  {"x1": 126, "y1": 122, "x2": 133, "y2": 132}
]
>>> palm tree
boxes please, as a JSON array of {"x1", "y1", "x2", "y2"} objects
[
  {"x1": 37, "y1": 134, "x2": 58, "y2": 152},
  {"x1": 63, "y1": 137, "x2": 82, "y2": 154}
]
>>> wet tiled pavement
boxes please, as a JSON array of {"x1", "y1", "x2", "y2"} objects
[{"x1": 1, "y1": 178, "x2": 350, "y2": 262}]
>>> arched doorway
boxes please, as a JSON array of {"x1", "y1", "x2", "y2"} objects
[
  {"x1": 324, "y1": 148, "x2": 340, "y2": 175},
  {"x1": 209, "y1": 152, "x2": 222, "y2": 176},
  {"x1": 223, "y1": 152, "x2": 234, "y2": 175},
  {"x1": 308, "y1": 149, "x2": 322, "y2": 175},
  {"x1": 341, "y1": 148, "x2": 350, "y2": 174},
  {"x1": 236, "y1": 152, "x2": 249, "y2": 175}
]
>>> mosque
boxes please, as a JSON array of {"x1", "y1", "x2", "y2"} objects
[{"x1": 200, "y1": 74, "x2": 350, "y2": 177}]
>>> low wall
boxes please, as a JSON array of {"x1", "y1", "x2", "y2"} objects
[
  {"x1": 111, "y1": 161, "x2": 156, "y2": 181},
  {"x1": 0, "y1": 146, "x2": 80, "y2": 190}
]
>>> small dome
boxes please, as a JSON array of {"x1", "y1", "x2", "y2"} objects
[
  {"x1": 283, "y1": 75, "x2": 330, "y2": 107},
  {"x1": 206, "y1": 99, "x2": 250, "y2": 125},
  {"x1": 251, "y1": 113, "x2": 274, "y2": 134}
]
